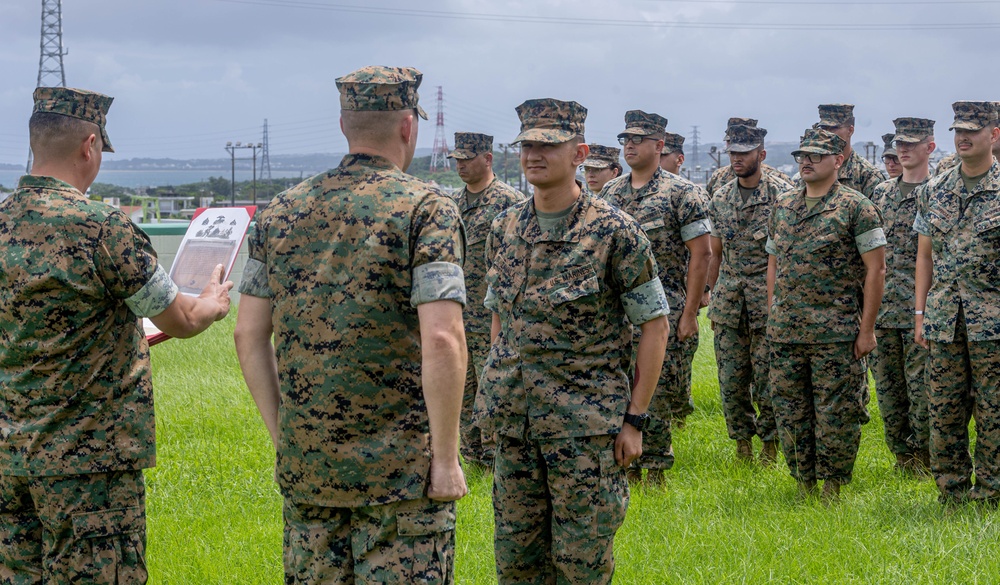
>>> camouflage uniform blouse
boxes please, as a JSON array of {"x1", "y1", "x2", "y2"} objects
[
  {"x1": 706, "y1": 163, "x2": 791, "y2": 199},
  {"x1": 239, "y1": 153, "x2": 466, "y2": 507},
  {"x1": 600, "y1": 167, "x2": 711, "y2": 313},
  {"x1": 1, "y1": 175, "x2": 176, "y2": 476},
  {"x1": 477, "y1": 191, "x2": 668, "y2": 441},
  {"x1": 708, "y1": 173, "x2": 792, "y2": 330},
  {"x1": 454, "y1": 177, "x2": 525, "y2": 341},
  {"x1": 913, "y1": 161, "x2": 1000, "y2": 342},
  {"x1": 765, "y1": 182, "x2": 886, "y2": 344},
  {"x1": 872, "y1": 176, "x2": 927, "y2": 329},
  {"x1": 838, "y1": 150, "x2": 887, "y2": 200}
]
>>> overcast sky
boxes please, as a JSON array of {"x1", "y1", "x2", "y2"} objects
[{"x1": 1, "y1": 0, "x2": 998, "y2": 166}]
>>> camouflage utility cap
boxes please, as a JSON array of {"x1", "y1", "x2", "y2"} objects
[
  {"x1": 725, "y1": 117, "x2": 757, "y2": 139},
  {"x1": 618, "y1": 110, "x2": 668, "y2": 138},
  {"x1": 949, "y1": 101, "x2": 998, "y2": 131},
  {"x1": 33, "y1": 87, "x2": 115, "y2": 153},
  {"x1": 792, "y1": 128, "x2": 846, "y2": 156},
  {"x1": 513, "y1": 98, "x2": 586, "y2": 144},
  {"x1": 661, "y1": 132, "x2": 685, "y2": 154},
  {"x1": 725, "y1": 125, "x2": 767, "y2": 153},
  {"x1": 448, "y1": 132, "x2": 493, "y2": 159},
  {"x1": 335, "y1": 65, "x2": 428, "y2": 120},
  {"x1": 882, "y1": 133, "x2": 897, "y2": 157},
  {"x1": 583, "y1": 144, "x2": 621, "y2": 168},
  {"x1": 817, "y1": 103, "x2": 855, "y2": 127},
  {"x1": 892, "y1": 117, "x2": 935, "y2": 143}
]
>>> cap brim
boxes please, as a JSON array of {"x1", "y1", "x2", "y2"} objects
[
  {"x1": 416, "y1": 105, "x2": 428, "y2": 121},
  {"x1": 583, "y1": 159, "x2": 611, "y2": 169},
  {"x1": 883, "y1": 148, "x2": 897, "y2": 156},
  {"x1": 617, "y1": 128, "x2": 654, "y2": 138},
  {"x1": 949, "y1": 121, "x2": 984, "y2": 131},
  {"x1": 725, "y1": 143, "x2": 761, "y2": 153},
  {"x1": 101, "y1": 127, "x2": 114, "y2": 153},
  {"x1": 661, "y1": 147, "x2": 680, "y2": 155},
  {"x1": 892, "y1": 133, "x2": 928, "y2": 144},
  {"x1": 447, "y1": 149, "x2": 476, "y2": 160},
  {"x1": 513, "y1": 128, "x2": 577, "y2": 144},
  {"x1": 792, "y1": 146, "x2": 838, "y2": 156}
]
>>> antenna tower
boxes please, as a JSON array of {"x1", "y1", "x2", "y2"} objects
[
  {"x1": 690, "y1": 125, "x2": 700, "y2": 170},
  {"x1": 27, "y1": 0, "x2": 68, "y2": 173},
  {"x1": 429, "y1": 86, "x2": 451, "y2": 172},
  {"x1": 260, "y1": 119, "x2": 272, "y2": 181}
]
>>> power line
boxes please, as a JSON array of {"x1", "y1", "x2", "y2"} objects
[{"x1": 209, "y1": 0, "x2": 1000, "y2": 31}]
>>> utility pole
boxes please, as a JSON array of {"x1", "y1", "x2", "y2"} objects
[
  {"x1": 864, "y1": 141, "x2": 878, "y2": 164},
  {"x1": 27, "y1": 0, "x2": 68, "y2": 173}
]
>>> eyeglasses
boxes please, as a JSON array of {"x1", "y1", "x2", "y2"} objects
[
  {"x1": 618, "y1": 135, "x2": 657, "y2": 145},
  {"x1": 793, "y1": 153, "x2": 826, "y2": 164},
  {"x1": 882, "y1": 155, "x2": 900, "y2": 164}
]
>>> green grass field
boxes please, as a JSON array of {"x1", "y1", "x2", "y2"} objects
[{"x1": 147, "y1": 314, "x2": 1000, "y2": 584}]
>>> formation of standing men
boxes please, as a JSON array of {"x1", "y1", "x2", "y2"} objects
[{"x1": 2, "y1": 67, "x2": 999, "y2": 583}]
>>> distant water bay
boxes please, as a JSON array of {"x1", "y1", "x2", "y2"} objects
[{"x1": 0, "y1": 169, "x2": 315, "y2": 190}]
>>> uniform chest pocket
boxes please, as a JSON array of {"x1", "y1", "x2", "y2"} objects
[
  {"x1": 639, "y1": 217, "x2": 666, "y2": 233},
  {"x1": 975, "y1": 210, "x2": 1000, "y2": 239},
  {"x1": 466, "y1": 222, "x2": 490, "y2": 246},
  {"x1": 749, "y1": 220, "x2": 769, "y2": 241},
  {"x1": 486, "y1": 257, "x2": 524, "y2": 303},
  {"x1": 805, "y1": 232, "x2": 840, "y2": 252},
  {"x1": 544, "y1": 265, "x2": 600, "y2": 305}
]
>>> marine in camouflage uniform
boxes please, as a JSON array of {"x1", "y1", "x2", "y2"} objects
[
  {"x1": 660, "y1": 131, "x2": 686, "y2": 176},
  {"x1": 477, "y1": 98, "x2": 670, "y2": 584},
  {"x1": 934, "y1": 102, "x2": 1000, "y2": 177},
  {"x1": 708, "y1": 124, "x2": 792, "y2": 464},
  {"x1": 814, "y1": 104, "x2": 887, "y2": 199},
  {"x1": 766, "y1": 128, "x2": 886, "y2": 501},
  {"x1": 447, "y1": 131, "x2": 525, "y2": 469},
  {"x1": 600, "y1": 110, "x2": 713, "y2": 478},
  {"x1": 881, "y1": 132, "x2": 902, "y2": 180},
  {"x1": 1, "y1": 88, "x2": 231, "y2": 584},
  {"x1": 913, "y1": 101, "x2": 1000, "y2": 504},
  {"x1": 582, "y1": 144, "x2": 622, "y2": 200},
  {"x1": 706, "y1": 117, "x2": 791, "y2": 198},
  {"x1": 235, "y1": 66, "x2": 468, "y2": 583},
  {"x1": 870, "y1": 118, "x2": 935, "y2": 475}
]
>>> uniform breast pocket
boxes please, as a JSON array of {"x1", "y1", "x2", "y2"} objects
[
  {"x1": 639, "y1": 217, "x2": 666, "y2": 236},
  {"x1": 749, "y1": 220, "x2": 769, "y2": 241},
  {"x1": 545, "y1": 265, "x2": 600, "y2": 305},
  {"x1": 975, "y1": 211, "x2": 1000, "y2": 241},
  {"x1": 486, "y1": 258, "x2": 524, "y2": 305},
  {"x1": 805, "y1": 233, "x2": 839, "y2": 253},
  {"x1": 466, "y1": 222, "x2": 490, "y2": 247}
]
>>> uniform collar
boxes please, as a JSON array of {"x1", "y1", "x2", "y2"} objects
[
  {"x1": 517, "y1": 181, "x2": 588, "y2": 244},
  {"x1": 16, "y1": 174, "x2": 83, "y2": 196}
]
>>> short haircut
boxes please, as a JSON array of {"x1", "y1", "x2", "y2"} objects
[
  {"x1": 28, "y1": 112, "x2": 98, "y2": 158},
  {"x1": 341, "y1": 109, "x2": 411, "y2": 145}
]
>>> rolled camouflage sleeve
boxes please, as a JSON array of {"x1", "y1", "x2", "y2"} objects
[
  {"x1": 675, "y1": 184, "x2": 712, "y2": 242},
  {"x1": 611, "y1": 219, "x2": 660, "y2": 297},
  {"x1": 238, "y1": 221, "x2": 272, "y2": 298},
  {"x1": 621, "y1": 277, "x2": 670, "y2": 325},
  {"x1": 853, "y1": 198, "x2": 886, "y2": 254},
  {"x1": 912, "y1": 183, "x2": 932, "y2": 237},
  {"x1": 410, "y1": 192, "x2": 467, "y2": 306}
]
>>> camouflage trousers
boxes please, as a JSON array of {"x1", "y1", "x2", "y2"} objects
[
  {"x1": 927, "y1": 311, "x2": 1000, "y2": 501},
  {"x1": 0, "y1": 470, "x2": 147, "y2": 585},
  {"x1": 633, "y1": 310, "x2": 698, "y2": 471},
  {"x1": 283, "y1": 496, "x2": 456, "y2": 584},
  {"x1": 770, "y1": 341, "x2": 868, "y2": 483},
  {"x1": 715, "y1": 315, "x2": 775, "y2": 442},
  {"x1": 461, "y1": 333, "x2": 495, "y2": 467},
  {"x1": 493, "y1": 433, "x2": 628, "y2": 585},
  {"x1": 872, "y1": 328, "x2": 930, "y2": 457}
]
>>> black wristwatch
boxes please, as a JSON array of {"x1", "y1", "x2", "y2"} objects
[{"x1": 623, "y1": 412, "x2": 651, "y2": 432}]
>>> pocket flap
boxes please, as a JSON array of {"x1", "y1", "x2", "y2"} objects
[
  {"x1": 546, "y1": 265, "x2": 600, "y2": 305},
  {"x1": 640, "y1": 218, "x2": 666, "y2": 232},
  {"x1": 975, "y1": 211, "x2": 1000, "y2": 235},
  {"x1": 72, "y1": 506, "x2": 144, "y2": 539},
  {"x1": 397, "y1": 505, "x2": 456, "y2": 536}
]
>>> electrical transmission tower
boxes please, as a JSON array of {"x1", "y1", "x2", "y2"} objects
[
  {"x1": 260, "y1": 119, "x2": 272, "y2": 181},
  {"x1": 429, "y1": 86, "x2": 451, "y2": 172},
  {"x1": 690, "y1": 125, "x2": 700, "y2": 171},
  {"x1": 27, "y1": 0, "x2": 68, "y2": 173}
]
